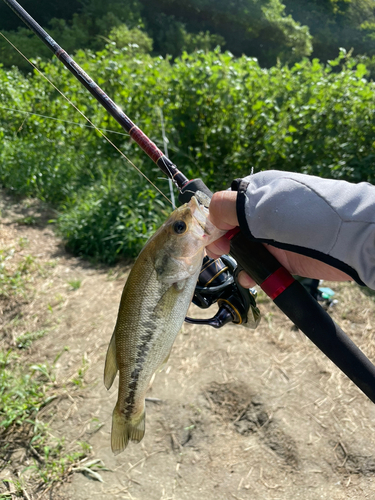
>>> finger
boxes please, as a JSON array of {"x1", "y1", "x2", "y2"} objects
[
  {"x1": 206, "y1": 235, "x2": 230, "y2": 259},
  {"x1": 209, "y1": 191, "x2": 239, "y2": 230},
  {"x1": 238, "y1": 270, "x2": 256, "y2": 288}
]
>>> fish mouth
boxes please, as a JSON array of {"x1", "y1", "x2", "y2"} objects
[{"x1": 190, "y1": 195, "x2": 212, "y2": 236}]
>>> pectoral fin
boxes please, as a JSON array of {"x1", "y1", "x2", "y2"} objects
[
  {"x1": 104, "y1": 330, "x2": 118, "y2": 390},
  {"x1": 155, "y1": 255, "x2": 192, "y2": 283},
  {"x1": 173, "y1": 279, "x2": 188, "y2": 292}
]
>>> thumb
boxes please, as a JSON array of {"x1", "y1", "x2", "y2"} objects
[{"x1": 209, "y1": 190, "x2": 238, "y2": 230}]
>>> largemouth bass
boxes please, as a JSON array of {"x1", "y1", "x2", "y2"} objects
[{"x1": 104, "y1": 195, "x2": 224, "y2": 454}]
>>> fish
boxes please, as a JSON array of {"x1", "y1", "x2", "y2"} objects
[{"x1": 103, "y1": 195, "x2": 225, "y2": 454}]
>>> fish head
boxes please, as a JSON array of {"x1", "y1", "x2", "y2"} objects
[{"x1": 153, "y1": 196, "x2": 225, "y2": 284}]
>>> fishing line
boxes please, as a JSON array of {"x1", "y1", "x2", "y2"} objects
[
  {"x1": 0, "y1": 31, "x2": 172, "y2": 206},
  {"x1": 158, "y1": 107, "x2": 176, "y2": 209},
  {"x1": 0, "y1": 105, "x2": 131, "y2": 136}
]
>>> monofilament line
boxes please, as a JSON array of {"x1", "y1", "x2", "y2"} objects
[
  {"x1": 0, "y1": 31, "x2": 172, "y2": 206},
  {"x1": 0, "y1": 105, "x2": 131, "y2": 136}
]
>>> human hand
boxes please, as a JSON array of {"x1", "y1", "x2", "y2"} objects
[{"x1": 206, "y1": 190, "x2": 352, "y2": 288}]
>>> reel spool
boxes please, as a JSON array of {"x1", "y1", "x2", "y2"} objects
[{"x1": 185, "y1": 255, "x2": 261, "y2": 329}]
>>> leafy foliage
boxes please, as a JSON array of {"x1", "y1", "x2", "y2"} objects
[
  {"x1": 138, "y1": 0, "x2": 312, "y2": 65},
  {"x1": 283, "y1": 0, "x2": 375, "y2": 61},
  {"x1": 0, "y1": 0, "x2": 312, "y2": 70},
  {"x1": 164, "y1": 48, "x2": 375, "y2": 185},
  {"x1": 3, "y1": 0, "x2": 375, "y2": 71},
  {"x1": 58, "y1": 176, "x2": 168, "y2": 263},
  {"x1": 0, "y1": 0, "x2": 144, "y2": 71},
  {"x1": 1, "y1": 45, "x2": 375, "y2": 261}
]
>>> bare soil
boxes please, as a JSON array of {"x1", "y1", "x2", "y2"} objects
[{"x1": 2, "y1": 190, "x2": 375, "y2": 499}]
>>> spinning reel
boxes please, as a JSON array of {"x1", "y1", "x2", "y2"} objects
[{"x1": 185, "y1": 255, "x2": 261, "y2": 329}]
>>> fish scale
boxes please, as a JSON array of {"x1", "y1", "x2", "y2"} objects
[{"x1": 104, "y1": 196, "x2": 225, "y2": 454}]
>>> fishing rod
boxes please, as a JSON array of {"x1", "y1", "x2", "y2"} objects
[{"x1": 4, "y1": 0, "x2": 375, "y2": 405}]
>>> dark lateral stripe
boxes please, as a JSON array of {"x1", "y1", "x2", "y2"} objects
[{"x1": 123, "y1": 321, "x2": 154, "y2": 418}]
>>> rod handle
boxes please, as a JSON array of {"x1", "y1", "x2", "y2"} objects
[{"x1": 230, "y1": 231, "x2": 375, "y2": 404}]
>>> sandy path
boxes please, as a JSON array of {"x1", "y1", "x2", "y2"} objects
[{"x1": 2, "y1": 191, "x2": 375, "y2": 499}]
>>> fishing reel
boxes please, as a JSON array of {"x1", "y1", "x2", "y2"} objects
[{"x1": 185, "y1": 255, "x2": 261, "y2": 329}]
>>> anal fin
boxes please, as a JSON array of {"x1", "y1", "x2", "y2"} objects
[{"x1": 104, "y1": 330, "x2": 118, "y2": 390}]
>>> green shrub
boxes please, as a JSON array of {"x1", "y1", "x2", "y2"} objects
[
  {"x1": 58, "y1": 172, "x2": 168, "y2": 261},
  {"x1": 1, "y1": 47, "x2": 375, "y2": 262}
]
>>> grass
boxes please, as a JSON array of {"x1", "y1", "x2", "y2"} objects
[
  {"x1": 360, "y1": 286, "x2": 375, "y2": 300},
  {"x1": 0, "y1": 249, "x2": 26, "y2": 299},
  {"x1": 0, "y1": 349, "x2": 94, "y2": 495},
  {"x1": 0, "y1": 243, "x2": 94, "y2": 496},
  {"x1": 68, "y1": 279, "x2": 82, "y2": 290},
  {"x1": 0, "y1": 352, "x2": 53, "y2": 432},
  {"x1": 15, "y1": 328, "x2": 49, "y2": 349},
  {"x1": 71, "y1": 355, "x2": 89, "y2": 387},
  {"x1": 0, "y1": 248, "x2": 36, "y2": 300},
  {"x1": 16, "y1": 216, "x2": 37, "y2": 226}
]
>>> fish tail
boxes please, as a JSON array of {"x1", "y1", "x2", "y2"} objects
[{"x1": 111, "y1": 403, "x2": 145, "y2": 455}]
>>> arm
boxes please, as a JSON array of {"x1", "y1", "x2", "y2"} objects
[{"x1": 207, "y1": 170, "x2": 375, "y2": 290}]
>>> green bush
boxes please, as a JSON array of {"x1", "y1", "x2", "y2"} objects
[
  {"x1": 165, "y1": 48, "x2": 375, "y2": 186},
  {"x1": 1, "y1": 47, "x2": 375, "y2": 262},
  {"x1": 58, "y1": 173, "x2": 168, "y2": 261}
]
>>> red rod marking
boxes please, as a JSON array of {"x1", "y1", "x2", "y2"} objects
[
  {"x1": 261, "y1": 267, "x2": 295, "y2": 300},
  {"x1": 225, "y1": 227, "x2": 241, "y2": 240},
  {"x1": 130, "y1": 126, "x2": 163, "y2": 164}
]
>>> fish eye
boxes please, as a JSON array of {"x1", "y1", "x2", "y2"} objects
[{"x1": 173, "y1": 220, "x2": 187, "y2": 234}]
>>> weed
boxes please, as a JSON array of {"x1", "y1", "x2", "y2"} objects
[
  {"x1": 71, "y1": 355, "x2": 89, "y2": 387},
  {"x1": 18, "y1": 255, "x2": 36, "y2": 274},
  {"x1": 46, "y1": 294, "x2": 65, "y2": 312},
  {"x1": 264, "y1": 312, "x2": 274, "y2": 328},
  {"x1": 26, "y1": 435, "x2": 87, "y2": 484},
  {"x1": 360, "y1": 286, "x2": 375, "y2": 300},
  {"x1": 87, "y1": 418, "x2": 105, "y2": 435},
  {"x1": 16, "y1": 216, "x2": 36, "y2": 226},
  {"x1": 0, "y1": 249, "x2": 25, "y2": 299},
  {"x1": 53, "y1": 346, "x2": 69, "y2": 365},
  {"x1": 0, "y1": 355, "x2": 52, "y2": 431},
  {"x1": 68, "y1": 279, "x2": 82, "y2": 290},
  {"x1": 0, "y1": 351, "x2": 93, "y2": 493},
  {"x1": 18, "y1": 237, "x2": 29, "y2": 249},
  {"x1": 1, "y1": 478, "x2": 25, "y2": 498},
  {"x1": 30, "y1": 363, "x2": 56, "y2": 384},
  {"x1": 0, "y1": 225, "x2": 94, "y2": 495},
  {"x1": 46, "y1": 260, "x2": 58, "y2": 268},
  {"x1": 0, "y1": 249, "x2": 38, "y2": 300},
  {"x1": 16, "y1": 329, "x2": 48, "y2": 349}
]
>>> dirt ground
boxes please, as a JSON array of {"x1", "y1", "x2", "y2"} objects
[{"x1": 2, "y1": 190, "x2": 375, "y2": 500}]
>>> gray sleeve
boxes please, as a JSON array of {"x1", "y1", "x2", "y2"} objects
[{"x1": 234, "y1": 170, "x2": 375, "y2": 289}]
